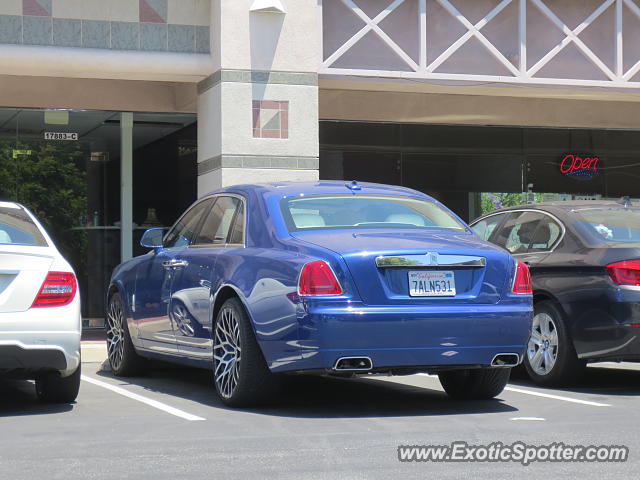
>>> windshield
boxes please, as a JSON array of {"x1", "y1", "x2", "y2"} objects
[
  {"x1": 572, "y1": 207, "x2": 640, "y2": 243},
  {"x1": 0, "y1": 204, "x2": 48, "y2": 247},
  {"x1": 281, "y1": 195, "x2": 466, "y2": 232}
]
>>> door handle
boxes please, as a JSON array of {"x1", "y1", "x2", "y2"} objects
[{"x1": 162, "y1": 259, "x2": 189, "y2": 269}]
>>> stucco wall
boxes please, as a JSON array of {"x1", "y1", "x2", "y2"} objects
[{"x1": 0, "y1": 0, "x2": 210, "y2": 53}]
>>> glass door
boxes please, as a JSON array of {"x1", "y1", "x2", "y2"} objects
[{"x1": 2, "y1": 108, "x2": 123, "y2": 325}]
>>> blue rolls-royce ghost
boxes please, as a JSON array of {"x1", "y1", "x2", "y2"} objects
[{"x1": 106, "y1": 181, "x2": 532, "y2": 407}]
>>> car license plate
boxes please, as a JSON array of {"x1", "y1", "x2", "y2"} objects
[{"x1": 408, "y1": 271, "x2": 456, "y2": 297}]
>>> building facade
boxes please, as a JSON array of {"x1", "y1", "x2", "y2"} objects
[{"x1": 2, "y1": 0, "x2": 640, "y2": 324}]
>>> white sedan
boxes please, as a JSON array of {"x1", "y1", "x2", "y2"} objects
[{"x1": 0, "y1": 201, "x2": 81, "y2": 403}]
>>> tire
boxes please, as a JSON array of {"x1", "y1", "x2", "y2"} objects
[
  {"x1": 524, "y1": 300, "x2": 585, "y2": 386},
  {"x1": 106, "y1": 292, "x2": 146, "y2": 376},
  {"x1": 213, "y1": 297, "x2": 275, "y2": 407},
  {"x1": 439, "y1": 368, "x2": 511, "y2": 400},
  {"x1": 36, "y1": 364, "x2": 81, "y2": 403}
]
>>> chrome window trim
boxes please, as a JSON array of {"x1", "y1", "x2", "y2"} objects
[
  {"x1": 375, "y1": 254, "x2": 486, "y2": 268},
  {"x1": 471, "y1": 208, "x2": 566, "y2": 254}
]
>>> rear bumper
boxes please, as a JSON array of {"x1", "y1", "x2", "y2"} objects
[
  {"x1": 0, "y1": 298, "x2": 81, "y2": 377},
  {"x1": 570, "y1": 287, "x2": 640, "y2": 360},
  {"x1": 272, "y1": 300, "x2": 532, "y2": 372},
  {"x1": 0, "y1": 343, "x2": 68, "y2": 373},
  {"x1": 575, "y1": 322, "x2": 640, "y2": 361}
]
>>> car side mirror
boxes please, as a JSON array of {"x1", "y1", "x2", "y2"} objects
[{"x1": 140, "y1": 228, "x2": 166, "y2": 251}]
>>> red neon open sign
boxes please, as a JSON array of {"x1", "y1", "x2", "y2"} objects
[{"x1": 559, "y1": 154, "x2": 600, "y2": 178}]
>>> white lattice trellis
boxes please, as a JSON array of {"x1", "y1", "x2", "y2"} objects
[{"x1": 320, "y1": 0, "x2": 640, "y2": 88}]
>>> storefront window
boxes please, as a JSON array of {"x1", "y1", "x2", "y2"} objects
[
  {"x1": 0, "y1": 108, "x2": 196, "y2": 328},
  {"x1": 320, "y1": 122, "x2": 640, "y2": 222}
]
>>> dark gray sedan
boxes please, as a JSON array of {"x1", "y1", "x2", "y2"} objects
[{"x1": 471, "y1": 200, "x2": 640, "y2": 386}]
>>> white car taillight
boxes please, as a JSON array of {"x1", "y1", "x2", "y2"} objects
[{"x1": 31, "y1": 272, "x2": 77, "y2": 308}]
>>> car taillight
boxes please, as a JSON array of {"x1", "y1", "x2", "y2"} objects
[
  {"x1": 31, "y1": 271, "x2": 77, "y2": 308},
  {"x1": 606, "y1": 260, "x2": 640, "y2": 286},
  {"x1": 512, "y1": 261, "x2": 532, "y2": 294},
  {"x1": 298, "y1": 260, "x2": 343, "y2": 296}
]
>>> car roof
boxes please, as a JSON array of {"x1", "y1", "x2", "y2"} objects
[
  {"x1": 205, "y1": 181, "x2": 433, "y2": 200},
  {"x1": 0, "y1": 201, "x2": 24, "y2": 210},
  {"x1": 477, "y1": 200, "x2": 634, "y2": 218}
]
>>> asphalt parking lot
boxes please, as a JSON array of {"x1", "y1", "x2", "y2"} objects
[{"x1": 2, "y1": 348, "x2": 639, "y2": 480}]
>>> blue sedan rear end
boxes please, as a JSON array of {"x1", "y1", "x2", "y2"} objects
[{"x1": 107, "y1": 181, "x2": 532, "y2": 407}]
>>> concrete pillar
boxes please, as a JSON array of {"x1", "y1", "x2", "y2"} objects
[
  {"x1": 120, "y1": 112, "x2": 133, "y2": 262},
  {"x1": 197, "y1": 0, "x2": 321, "y2": 195}
]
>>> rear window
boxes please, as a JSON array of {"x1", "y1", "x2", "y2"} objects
[
  {"x1": 572, "y1": 207, "x2": 640, "y2": 243},
  {"x1": 281, "y1": 195, "x2": 466, "y2": 232},
  {"x1": 0, "y1": 204, "x2": 47, "y2": 247}
]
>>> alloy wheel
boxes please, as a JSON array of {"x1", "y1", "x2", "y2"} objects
[
  {"x1": 527, "y1": 312, "x2": 559, "y2": 376},
  {"x1": 106, "y1": 296, "x2": 125, "y2": 371},
  {"x1": 213, "y1": 306, "x2": 242, "y2": 399}
]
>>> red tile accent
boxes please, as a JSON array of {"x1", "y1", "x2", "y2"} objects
[
  {"x1": 253, "y1": 99, "x2": 289, "y2": 139},
  {"x1": 140, "y1": 0, "x2": 166, "y2": 23},
  {"x1": 261, "y1": 130, "x2": 281, "y2": 139},
  {"x1": 259, "y1": 100, "x2": 281, "y2": 110},
  {"x1": 23, "y1": 0, "x2": 50, "y2": 16}
]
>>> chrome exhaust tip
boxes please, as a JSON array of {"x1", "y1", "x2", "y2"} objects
[
  {"x1": 491, "y1": 353, "x2": 520, "y2": 367},
  {"x1": 333, "y1": 356, "x2": 373, "y2": 371}
]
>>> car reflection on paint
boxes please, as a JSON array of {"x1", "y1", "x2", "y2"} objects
[{"x1": 107, "y1": 181, "x2": 532, "y2": 407}]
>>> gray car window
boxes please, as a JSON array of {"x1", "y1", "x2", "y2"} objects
[
  {"x1": 529, "y1": 215, "x2": 562, "y2": 252},
  {"x1": 471, "y1": 213, "x2": 506, "y2": 241},
  {"x1": 228, "y1": 202, "x2": 245, "y2": 245},
  {"x1": 194, "y1": 196, "x2": 241, "y2": 245},
  {"x1": 163, "y1": 199, "x2": 214, "y2": 249},
  {"x1": 0, "y1": 205, "x2": 47, "y2": 247},
  {"x1": 494, "y1": 212, "x2": 545, "y2": 254}
]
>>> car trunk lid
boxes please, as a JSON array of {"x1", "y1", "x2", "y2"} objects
[{"x1": 291, "y1": 229, "x2": 514, "y2": 305}]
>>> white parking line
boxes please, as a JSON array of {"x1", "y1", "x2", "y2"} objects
[
  {"x1": 510, "y1": 417, "x2": 546, "y2": 421},
  {"x1": 81, "y1": 375, "x2": 206, "y2": 421},
  {"x1": 504, "y1": 386, "x2": 611, "y2": 407},
  {"x1": 417, "y1": 373, "x2": 611, "y2": 407}
]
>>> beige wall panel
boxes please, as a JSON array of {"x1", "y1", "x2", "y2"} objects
[
  {"x1": 53, "y1": 0, "x2": 139, "y2": 22},
  {"x1": 0, "y1": 0, "x2": 22, "y2": 15},
  {"x1": 319, "y1": 89, "x2": 640, "y2": 130},
  {"x1": 221, "y1": 167, "x2": 319, "y2": 187},
  {"x1": 221, "y1": 82, "x2": 319, "y2": 158},
  {"x1": 197, "y1": 166, "x2": 318, "y2": 193},
  {"x1": 219, "y1": 0, "x2": 321, "y2": 73},
  {"x1": 168, "y1": 0, "x2": 210, "y2": 26},
  {"x1": 198, "y1": 168, "x2": 223, "y2": 195},
  {"x1": 197, "y1": 83, "x2": 223, "y2": 161},
  {"x1": 0, "y1": 75, "x2": 196, "y2": 113}
]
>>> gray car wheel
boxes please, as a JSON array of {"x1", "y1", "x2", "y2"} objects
[
  {"x1": 524, "y1": 301, "x2": 585, "y2": 386},
  {"x1": 106, "y1": 292, "x2": 146, "y2": 376},
  {"x1": 213, "y1": 297, "x2": 276, "y2": 407}
]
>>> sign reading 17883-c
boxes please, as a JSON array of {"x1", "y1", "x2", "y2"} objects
[{"x1": 44, "y1": 132, "x2": 78, "y2": 141}]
